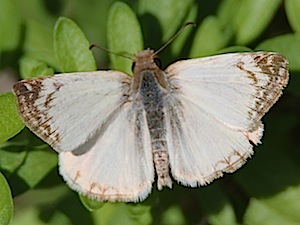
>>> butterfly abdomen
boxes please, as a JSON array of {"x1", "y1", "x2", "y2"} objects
[{"x1": 139, "y1": 70, "x2": 172, "y2": 190}]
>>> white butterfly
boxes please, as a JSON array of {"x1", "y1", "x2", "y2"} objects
[{"x1": 13, "y1": 49, "x2": 289, "y2": 202}]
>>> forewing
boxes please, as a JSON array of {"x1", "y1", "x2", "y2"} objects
[
  {"x1": 164, "y1": 52, "x2": 289, "y2": 186},
  {"x1": 166, "y1": 52, "x2": 289, "y2": 137},
  {"x1": 13, "y1": 71, "x2": 131, "y2": 152},
  {"x1": 59, "y1": 103, "x2": 154, "y2": 202}
]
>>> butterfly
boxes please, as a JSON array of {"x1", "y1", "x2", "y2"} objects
[{"x1": 13, "y1": 48, "x2": 289, "y2": 202}]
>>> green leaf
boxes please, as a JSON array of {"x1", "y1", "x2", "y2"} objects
[
  {"x1": 107, "y1": 2, "x2": 143, "y2": 75},
  {"x1": 216, "y1": 0, "x2": 242, "y2": 44},
  {"x1": 23, "y1": 19, "x2": 59, "y2": 70},
  {"x1": 218, "y1": 46, "x2": 253, "y2": 54},
  {"x1": 17, "y1": 148, "x2": 57, "y2": 188},
  {"x1": 138, "y1": 0, "x2": 193, "y2": 42},
  {"x1": 189, "y1": 16, "x2": 225, "y2": 57},
  {"x1": 19, "y1": 57, "x2": 54, "y2": 79},
  {"x1": 233, "y1": 0, "x2": 281, "y2": 45},
  {"x1": 79, "y1": 195, "x2": 104, "y2": 211},
  {"x1": 92, "y1": 202, "x2": 152, "y2": 225},
  {"x1": 234, "y1": 110, "x2": 300, "y2": 198},
  {"x1": 0, "y1": 142, "x2": 26, "y2": 174},
  {"x1": 244, "y1": 185, "x2": 300, "y2": 225},
  {"x1": 198, "y1": 183, "x2": 238, "y2": 225},
  {"x1": 0, "y1": 0, "x2": 20, "y2": 52},
  {"x1": 54, "y1": 17, "x2": 97, "y2": 73},
  {"x1": 285, "y1": 0, "x2": 300, "y2": 33},
  {"x1": 70, "y1": 0, "x2": 116, "y2": 68},
  {"x1": 127, "y1": 203, "x2": 152, "y2": 225},
  {"x1": 10, "y1": 185, "x2": 72, "y2": 225},
  {"x1": 161, "y1": 205, "x2": 186, "y2": 225},
  {"x1": 19, "y1": 0, "x2": 55, "y2": 26},
  {"x1": 0, "y1": 92, "x2": 24, "y2": 143},
  {"x1": 0, "y1": 172, "x2": 13, "y2": 225},
  {"x1": 217, "y1": 0, "x2": 243, "y2": 27}
]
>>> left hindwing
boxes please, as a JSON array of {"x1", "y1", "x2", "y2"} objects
[
  {"x1": 59, "y1": 102, "x2": 154, "y2": 202},
  {"x1": 164, "y1": 52, "x2": 289, "y2": 186}
]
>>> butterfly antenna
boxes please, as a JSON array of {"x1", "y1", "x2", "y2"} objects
[
  {"x1": 153, "y1": 22, "x2": 196, "y2": 56},
  {"x1": 89, "y1": 44, "x2": 134, "y2": 60}
]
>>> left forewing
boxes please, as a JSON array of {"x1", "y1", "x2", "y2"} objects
[{"x1": 13, "y1": 71, "x2": 131, "y2": 152}]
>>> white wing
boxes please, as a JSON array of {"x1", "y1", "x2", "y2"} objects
[
  {"x1": 164, "y1": 52, "x2": 288, "y2": 186},
  {"x1": 13, "y1": 71, "x2": 154, "y2": 202},
  {"x1": 13, "y1": 71, "x2": 130, "y2": 152},
  {"x1": 59, "y1": 103, "x2": 154, "y2": 202}
]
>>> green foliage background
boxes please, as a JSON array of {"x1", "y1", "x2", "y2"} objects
[{"x1": 0, "y1": 0, "x2": 299, "y2": 225}]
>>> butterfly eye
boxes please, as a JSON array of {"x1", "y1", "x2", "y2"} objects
[
  {"x1": 131, "y1": 62, "x2": 136, "y2": 72},
  {"x1": 154, "y1": 58, "x2": 161, "y2": 68}
]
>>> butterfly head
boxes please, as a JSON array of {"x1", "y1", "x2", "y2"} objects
[
  {"x1": 131, "y1": 48, "x2": 168, "y2": 93},
  {"x1": 132, "y1": 48, "x2": 161, "y2": 74}
]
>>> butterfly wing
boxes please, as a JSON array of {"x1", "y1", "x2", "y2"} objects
[
  {"x1": 59, "y1": 102, "x2": 154, "y2": 202},
  {"x1": 13, "y1": 71, "x2": 154, "y2": 201},
  {"x1": 13, "y1": 71, "x2": 130, "y2": 152},
  {"x1": 164, "y1": 52, "x2": 289, "y2": 186}
]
